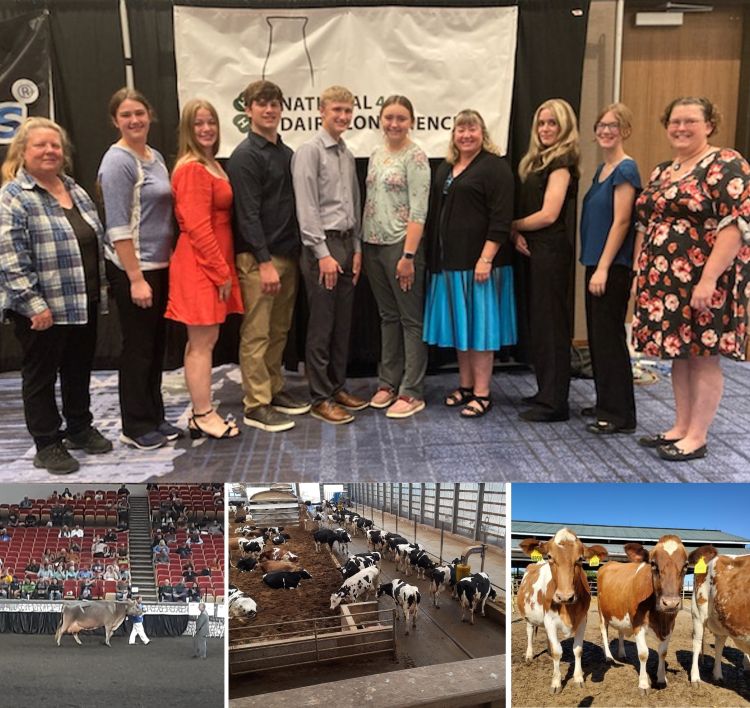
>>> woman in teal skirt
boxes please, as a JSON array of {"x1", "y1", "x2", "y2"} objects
[{"x1": 423, "y1": 109, "x2": 517, "y2": 418}]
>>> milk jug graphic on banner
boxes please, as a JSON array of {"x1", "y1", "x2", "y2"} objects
[{"x1": 262, "y1": 16, "x2": 315, "y2": 87}]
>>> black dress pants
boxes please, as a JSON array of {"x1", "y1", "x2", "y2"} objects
[
  {"x1": 300, "y1": 236, "x2": 355, "y2": 406},
  {"x1": 585, "y1": 264, "x2": 636, "y2": 428},
  {"x1": 10, "y1": 302, "x2": 98, "y2": 450},
  {"x1": 528, "y1": 232, "x2": 572, "y2": 415},
  {"x1": 106, "y1": 262, "x2": 168, "y2": 438}
]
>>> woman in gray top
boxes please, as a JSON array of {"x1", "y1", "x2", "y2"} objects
[{"x1": 362, "y1": 96, "x2": 431, "y2": 419}]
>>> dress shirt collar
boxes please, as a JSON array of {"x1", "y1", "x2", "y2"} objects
[
  {"x1": 248, "y1": 130, "x2": 283, "y2": 149},
  {"x1": 318, "y1": 129, "x2": 346, "y2": 151},
  {"x1": 16, "y1": 166, "x2": 75, "y2": 191}
]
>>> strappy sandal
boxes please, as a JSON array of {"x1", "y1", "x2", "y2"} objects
[
  {"x1": 460, "y1": 395, "x2": 493, "y2": 419},
  {"x1": 444, "y1": 387, "x2": 474, "y2": 407},
  {"x1": 189, "y1": 409, "x2": 240, "y2": 440}
]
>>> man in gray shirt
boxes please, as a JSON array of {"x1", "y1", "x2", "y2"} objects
[
  {"x1": 292, "y1": 85, "x2": 368, "y2": 424},
  {"x1": 192, "y1": 601, "x2": 209, "y2": 658}
]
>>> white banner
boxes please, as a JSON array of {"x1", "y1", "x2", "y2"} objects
[{"x1": 173, "y1": 5, "x2": 517, "y2": 158}]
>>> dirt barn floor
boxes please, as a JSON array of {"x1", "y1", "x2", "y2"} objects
[
  {"x1": 511, "y1": 598, "x2": 750, "y2": 707},
  {"x1": 2, "y1": 633, "x2": 223, "y2": 707}
]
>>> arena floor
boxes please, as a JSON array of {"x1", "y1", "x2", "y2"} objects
[
  {"x1": 511, "y1": 598, "x2": 750, "y2": 707},
  {"x1": 2, "y1": 634, "x2": 224, "y2": 707}
]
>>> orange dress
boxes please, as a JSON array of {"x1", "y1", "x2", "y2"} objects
[{"x1": 165, "y1": 161, "x2": 243, "y2": 325}]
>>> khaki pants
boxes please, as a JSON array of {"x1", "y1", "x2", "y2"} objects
[{"x1": 236, "y1": 252, "x2": 299, "y2": 410}]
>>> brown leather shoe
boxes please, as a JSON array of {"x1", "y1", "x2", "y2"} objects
[
  {"x1": 310, "y1": 401, "x2": 354, "y2": 425},
  {"x1": 333, "y1": 390, "x2": 369, "y2": 411}
]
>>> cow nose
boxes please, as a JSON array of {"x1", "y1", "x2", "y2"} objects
[
  {"x1": 659, "y1": 596, "x2": 681, "y2": 611},
  {"x1": 553, "y1": 590, "x2": 575, "y2": 604}
]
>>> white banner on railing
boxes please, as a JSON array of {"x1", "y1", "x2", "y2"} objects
[{"x1": 173, "y1": 5, "x2": 517, "y2": 158}]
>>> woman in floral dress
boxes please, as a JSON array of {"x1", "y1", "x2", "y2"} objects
[{"x1": 633, "y1": 97, "x2": 750, "y2": 461}]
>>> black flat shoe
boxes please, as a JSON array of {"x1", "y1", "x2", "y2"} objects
[
  {"x1": 586, "y1": 420, "x2": 636, "y2": 435},
  {"x1": 521, "y1": 394, "x2": 539, "y2": 404},
  {"x1": 657, "y1": 443, "x2": 707, "y2": 462},
  {"x1": 638, "y1": 433, "x2": 682, "y2": 449},
  {"x1": 519, "y1": 408, "x2": 570, "y2": 423},
  {"x1": 580, "y1": 406, "x2": 596, "y2": 418}
]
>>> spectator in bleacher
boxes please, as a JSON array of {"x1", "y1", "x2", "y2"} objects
[
  {"x1": 117, "y1": 484, "x2": 130, "y2": 497},
  {"x1": 34, "y1": 576, "x2": 50, "y2": 598},
  {"x1": 172, "y1": 578, "x2": 188, "y2": 602},
  {"x1": 19, "y1": 496, "x2": 32, "y2": 508},
  {"x1": 164, "y1": 527, "x2": 177, "y2": 544},
  {"x1": 158, "y1": 579, "x2": 174, "y2": 602},
  {"x1": 188, "y1": 582, "x2": 202, "y2": 602},
  {"x1": 206, "y1": 519, "x2": 222, "y2": 536},
  {"x1": 51, "y1": 503, "x2": 64, "y2": 525},
  {"x1": 104, "y1": 528, "x2": 118, "y2": 542},
  {"x1": 71, "y1": 525, "x2": 84, "y2": 538},
  {"x1": 176, "y1": 512, "x2": 188, "y2": 529},
  {"x1": 182, "y1": 563, "x2": 197, "y2": 582},
  {"x1": 58, "y1": 524, "x2": 71, "y2": 538},
  {"x1": 120, "y1": 567, "x2": 131, "y2": 583},
  {"x1": 91, "y1": 560, "x2": 104, "y2": 577},
  {"x1": 62, "y1": 487, "x2": 73, "y2": 499},
  {"x1": 115, "y1": 578, "x2": 130, "y2": 600},
  {"x1": 48, "y1": 577, "x2": 63, "y2": 600},
  {"x1": 69, "y1": 539, "x2": 82, "y2": 553},
  {"x1": 6, "y1": 570, "x2": 20, "y2": 598},
  {"x1": 199, "y1": 565, "x2": 211, "y2": 576},
  {"x1": 80, "y1": 578, "x2": 94, "y2": 600},
  {"x1": 66, "y1": 547, "x2": 80, "y2": 563},
  {"x1": 0, "y1": 576, "x2": 8, "y2": 597},
  {"x1": 176, "y1": 542, "x2": 191, "y2": 558},
  {"x1": 64, "y1": 563, "x2": 77, "y2": 580},
  {"x1": 23, "y1": 512, "x2": 38, "y2": 527},
  {"x1": 77, "y1": 565, "x2": 92, "y2": 580},
  {"x1": 62, "y1": 504, "x2": 74, "y2": 526},
  {"x1": 94, "y1": 490, "x2": 104, "y2": 502},
  {"x1": 103, "y1": 564, "x2": 120, "y2": 581},
  {"x1": 8, "y1": 512, "x2": 19, "y2": 527},
  {"x1": 187, "y1": 528, "x2": 203, "y2": 546},
  {"x1": 0, "y1": 529, "x2": 11, "y2": 542},
  {"x1": 209, "y1": 556, "x2": 222, "y2": 574},
  {"x1": 37, "y1": 562, "x2": 53, "y2": 579},
  {"x1": 117, "y1": 543, "x2": 128, "y2": 559},
  {"x1": 92, "y1": 537, "x2": 110, "y2": 558},
  {"x1": 20, "y1": 575, "x2": 36, "y2": 599},
  {"x1": 153, "y1": 540, "x2": 169, "y2": 564},
  {"x1": 152, "y1": 530, "x2": 164, "y2": 546},
  {"x1": 25, "y1": 558, "x2": 40, "y2": 573}
]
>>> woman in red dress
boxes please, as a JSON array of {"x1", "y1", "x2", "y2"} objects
[{"x1": 165, "y1": 99, "x2": 243, "y2": 439}]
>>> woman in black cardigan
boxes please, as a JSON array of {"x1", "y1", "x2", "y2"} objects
[{"x1": 423, "y1": 109, "x2": 517, "y2": 418}]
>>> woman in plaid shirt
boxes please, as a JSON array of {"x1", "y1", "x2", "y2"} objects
[{"x1": 0, "y1": 117, "x2": 112, "y2": 474}]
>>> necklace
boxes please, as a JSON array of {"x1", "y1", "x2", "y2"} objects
[{"x1": 672, "y1": 145, "x2": 711, "y2": 172}]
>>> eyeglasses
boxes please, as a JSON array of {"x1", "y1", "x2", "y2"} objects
[
  {"x1": 595, "y1": 122, "x2": 620, "y2": 133},
  {"x1": 667, "y1": 118, "x2": 704, "y2": 128}
]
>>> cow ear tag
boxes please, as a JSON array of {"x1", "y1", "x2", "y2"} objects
[
  {"x1": 588, "y1": 555, "x2": 600, "y2": 567},
  {"x1": 694, "y1": 557, "x2": 707, "y2": 573},
  {"x1": 530, "y1": 550, "x2": 543, "y2": 562}
]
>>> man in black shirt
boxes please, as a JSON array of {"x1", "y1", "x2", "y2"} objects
[{"x1": 227, "y1": 80, "x2": 309, "y2": 434}]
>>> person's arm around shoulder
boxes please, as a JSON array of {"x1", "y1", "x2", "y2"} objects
[
  {"x1": 589, "y1": 159, "x2": 639, "y2": 296},
  {"x1": 99, "y1": 149, "x2": 152, "y2": 308},
  {"x1": 292, "y1": 141, "x2": 342, "y2": 290}
]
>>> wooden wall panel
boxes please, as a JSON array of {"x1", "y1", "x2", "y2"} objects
[{"x1": 621, "y1": 7, "x2": 743, "y2": 182}]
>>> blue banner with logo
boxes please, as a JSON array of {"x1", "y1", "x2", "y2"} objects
[{"x1": 0, "y1": 10, "x2": 51, "y2": 159}]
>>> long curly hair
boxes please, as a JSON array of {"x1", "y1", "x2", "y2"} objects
[{"x1": 518, "y1": 98, "x2": 580, "y2": 181}]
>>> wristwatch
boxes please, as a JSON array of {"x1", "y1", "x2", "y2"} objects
[{"x1": 402, "y1": 251, "x2": 415, "y2": 260}]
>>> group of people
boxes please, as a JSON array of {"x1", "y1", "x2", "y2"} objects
[{"x1": 0, "y1": 81, "x2": 748, "y2": 471}]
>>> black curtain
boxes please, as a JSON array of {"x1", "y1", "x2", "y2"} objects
[
  {"x1": 0, "y1": 610, "x2": 189, "y2": 636},
  {"x1": 508, "y1": 0, "x2": 590, "y2": 363}
]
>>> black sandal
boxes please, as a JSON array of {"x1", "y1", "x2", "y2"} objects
[
  {"x1": 460, "y1": 395, "x2": 493, "y2": 418},
  {"x1": 444, "y1": 387, "x2": 474, "y2": 407},
  {"x1": 189, "y1": 409, "x2": 240, "y2": 440}
]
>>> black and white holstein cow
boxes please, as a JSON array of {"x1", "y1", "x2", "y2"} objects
[
  {"x1": 430, "y1": 560, "x2": 459, "y2": 608},
  {"x1": 340, "y1": 553, "x2": 381, "y2": 580},
  {"x1": 262, "y1": 569, "x2": 313, "y2": 590},
  {"x1": 366, "y1": 529, "x2": 385, "y2": 553},
  {"x1": 355, "y1": 516, "x2": 374, "y2": 537},
  {"x1": 456, "y1": 572, "x2": 497, "y2": 625},
  {"x1": 408, "y1": 548, "x2": 435, "y2": 579},
  {"x1": 231, "y1": 557, "x2": 258, "y2": 572},
  {"x1": 330, "y1": 567, "x2": 380, "y2": 610},
  {"x1": 395, "y1": 542, "x2": 424, "y2": 575},
  {"x1": 378, "y1": 579, "x2": 421, "y2": 635},
  {"x1": 228, "y1": 586, "x2": 257, "y2": 619},
  {"x1": 384, "y1": 534, "x2": 408, "y2": 561},
  {"x1": 313, "y1": 528, "x2": 351, "y2": 554},
  {"x1": 687, "y1": 544, "x2": 750, "y2": 684},
  {"x1": 236, "y1": 536, "x2": 267, "y2": 556}
]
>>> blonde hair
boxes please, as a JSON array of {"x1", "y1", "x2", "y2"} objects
[
  {"x1": 447, "y1": 109, "x2": 501, "y2": 165},
  {"x1": 175, "y1": 98, "x2": 220, "y2": 168},
  {"x1": 518, "y1": 99, "x2": 580, "y2": 182},
  {"x1": 1, "y1": 117, "x2": 72, "y2": 184},
  {"x1": 594, "y1": 102, "x2": 633, "y2": 140},
  {"x1": 320, "y1": 85, "x2": 354, "y2": 108}
]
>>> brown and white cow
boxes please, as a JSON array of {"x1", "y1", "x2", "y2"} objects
[
  {"x1": 688, "y1": 545, "x2": 750, "y2": 684},
  {"x1": 517, "y1": 529, "x2": 608, "y2": 694},
  {"x1": 597, "y1": 535, "x2": 688, "y2": 694}
]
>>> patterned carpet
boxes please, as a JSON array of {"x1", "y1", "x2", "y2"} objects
[{"x1": 1, "y1": 361, "x2": 749, "y2": 482}]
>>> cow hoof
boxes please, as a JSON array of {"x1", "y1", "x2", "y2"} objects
[
  {"x1": 525, "y1": 657, "x2": 532, "y2": 665},
  {"x1": 550, "y1": 686, "x2": 562, "y2": 695},
  {"x1": 639, "y1": 688, "x2": 650, "y2": 696},
  {"x1": 655, "y1": 681, "x2": 666, "y2": 689},
  {"x1": 573, "y1": 680, "x2": 584, "y2": 688}
]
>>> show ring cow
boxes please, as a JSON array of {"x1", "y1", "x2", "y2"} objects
[
  {"x1": 597, "y1": 535, "x2": 688, "y2": 695},
  {"x1": 687, "y1": 544, "x2": 750, "y2": 684},
  {"x1": 55, "y1": 599, "x2": 139, "y2": 646},
  {"x1": 517, "y1": 529, "x2": 608, "y2": 694}
]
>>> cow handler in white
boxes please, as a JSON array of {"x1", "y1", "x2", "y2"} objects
[
  {"x1": 193, "y1": 601, "x2": 209, "y2": 659},
  {"x1": 129, "y1": 595, "x2": 150, "y2": 645}
]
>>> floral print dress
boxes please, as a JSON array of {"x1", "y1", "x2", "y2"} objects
[{"x1": 632, "y1": 148, "x2": 750, "y2": 360}]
